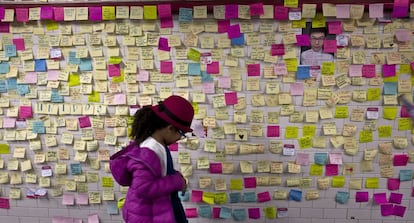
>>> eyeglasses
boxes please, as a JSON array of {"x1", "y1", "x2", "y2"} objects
[
  {"x1": 311, "y1": 36, "x2": 325, "y2": 41},
  {"x1": 177, "y1": 129, "x2": 186, "y2": 138}
]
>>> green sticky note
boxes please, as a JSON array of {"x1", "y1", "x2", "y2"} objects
[
  {"x1": 214, "y1": 192, "x2": 227, "y2": 204},
  {"x1": 187, "y1": 48, "x2": 201, "y2": 62},
  {"x1": 285, "y1": 126, "x2": 299, "y2": 139},
  {"x1": 88, "y1": 91, "x2": 101, "y2": 103},
  {"x1": 383, "y1": 107, "x2": 398, "y2": 120},
  {"x1": 229, "y1": 179, "x2": 243, "y2": 190},
  {"x1": 0, "y1": 144, "x2": 10, "y2": 154},
  {"x1": 367, "y1": 88, "x2": 380, "y2": 101},
  {"x1": 398, "y1": 118, "x2": 412, "y2": 131},
  {"x1": 112, "y1": 70, "x2": 124, "y2": 83},
  {"x1": 332, "y1": 176, "x2": 345, "y2": 188},
  {"x1": 310, "y1": 164, "x2": 323, "y2": 176},
  {"x1": 284, "y1": 0, "x2": 298, "y2": 8},
  {"x1": 108, "y1": 56, "x2": 122, "y2": 64},
  {"x1": 102, "y1": 6, "x2": 116, "y2": 20},
  {"x1": 298, "y1": 136, "x2": 312, "y2": 149},
  {"x1": 264, "y1": 206, "x2": 277, "y2": 219},
  {"x1": 334, "y1": 106, "x2": 348, "y2": 118},
  {"x1": 365, "y1": 177, "x2": 379, "y2": 189},
  {"x1": 46, "y1": 20, "x2": 59, "y2": 31},
  {"x1": 359, "y1": 130, "x2": 373, "y2": 143},
  {"x1": 378, "y1": 126, "x2": 392, "y2": 138},
  {"x1": 285, "y1": 58, "x2": 298, "y2": 72},
  {"x1": 202, "y1": 192, "x2": 215, "y2": 204},
  {"x1": 143, "y1": 5, "x2": 157, "y2": 20},
  {"x1": 311, "y1": 13, "x2": 326, "y2": 28},
  {"x1": 68, "y1": 73, "x2": 80, "y2": 87},
  {"x1": 321, "y1": 62, "x2": 335, "y2": 75},
  {"x1": 302, "y1": 125, "x2": 316, "y2": 137},
  {"x1": 101, "y1": 176, "x2": 114, "y2": 187}
]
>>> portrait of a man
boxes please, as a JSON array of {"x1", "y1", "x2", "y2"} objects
[{"x1": 300, "y1": 25, "x2": 334, "y2": 66}]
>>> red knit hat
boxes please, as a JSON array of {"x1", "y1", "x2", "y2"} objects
[{"x1": 151, "y1": 95, "x2": 194, "y2": 132}]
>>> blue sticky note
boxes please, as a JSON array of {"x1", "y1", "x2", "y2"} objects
[
  {"x1": 188, "y1": 63, "x2": 201, "y2": 75},
  {"x1": 219, "y1": 206, "x2": 232, "y2": 219},
  {"x1": 68, "y1": 51, "x2": 81, "y2": 65},
  {"x1": 231, "y1": 34, "x2": 245, "y2": 46},
  {"x1": 335, "y1": 191, "x2": 349, "y2": 204},
  {"x1": 35, "y1": 59, "x2": 47, "y2": 72},
  {"x1": 4, "y1": 45, "x2": 17, "y2": 57},
  {"x1": 383, "y1": 82, "x2": 398, "y2": 95},
  {"x1": 178, "y1": 190, "x2": 189, "y2": 201},
  {"x1": 80, "y1": 58, "x2": 93, "y2": 71},
  {"x1": 243, "y1": 192, "x2": 257, "y2": 202},
  {"x1": 289, "y1": 190, "x2": 302, "y2": 202},
  {"x1": 198, "y1": 205, "x2": 212, "y2": 218},
  {"x1": 70, "y1": 163, "x2": 82, "y2": 175},
  {"x1": 314, "y1": 153, "x2": 328, "y2": 165},
  {"x1": 229, "y1": 192, "x2": 242, "y2": 203},
  {"x1": 17, "y1": 84, "x2": 30, "y2": 96},
  {"x1": 0, "y1": 62, "x2": 10, "y2": 74},
  {"x1": 51, "y1": 90, "x2": 64, "y2": 103},
  {"x1": 399, "y1": 169, "x2": 413, "y2": 181},
  {"x1": 296, "y1": 66, "x2": 310, "y2": 79},
  {"x1": 233, "y1": 209, "x2": 247, "y2": 221},
  {"x1": 179, "y1": 8, "x2": 193, "y2": 22},
  {"x1": 0, "y1": 80, "x2": 6, "y2": 93},
  {"x1": 7, "y1": 78, "x2": 17, "y2": 90},
  {"x1": 201, "y1": 71, "x2": 213, "y2": 82},
  {"x1": 32, "y1": 121, "x2": 46, "y2": 134},
  {"x1": 106, "y1": 201, "x2": 119, "y2": 215}
]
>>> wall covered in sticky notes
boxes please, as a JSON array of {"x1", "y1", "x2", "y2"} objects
[{"x1": 0, "y1": 1, "x2": 414, "y2": 223}]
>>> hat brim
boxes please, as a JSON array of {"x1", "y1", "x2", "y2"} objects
[{"x1": 151, "y1": 105, "x2": 193, "y2": 133}]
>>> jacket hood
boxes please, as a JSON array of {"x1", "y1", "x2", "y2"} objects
[{"x1": 109, "y1": 142, "x2": 137, "y2": 186}]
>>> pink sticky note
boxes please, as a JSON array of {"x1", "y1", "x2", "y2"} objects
[
  {"x1": 336, "y1": 4, "x2": 350, "y2": 18},
  {"x1": 157, "y1": 4, "x2": 172, "y2": 19},
  {"x1": 16, "y1": 8, "x2": 29, "y2": 22},
  {"x1": 3, "y1": 118, "x2": 16, "y2": 128},
  {"x1": 168, "y1": 143, "x2": 178, "y2": 151},
  {"x1": 158, "y1": 36, "x2": 169, "y2": 50},
  {"x1": 78, "y1": 116, "x2": 91, "y2": 128},
  {"x1": 113, "y1": 93, "x2": 126, "y2": 105},
  {"x1": 296, "y1": 34, "x2": 310, "y2": 46},
  {"x1": 412, "y1": 187, "x2": 414, "y2": 197},
  {"x1": 247, "y1": 64, "x2": 260, "y2": 76},
  {"x1": 389, "y1": 192, "x2": 403, "y2": 204},
  {"x1": 349, "y1": 65, "x2": 362, "y2": 77},
  {"x1": 206, "y1": 61, "x2": 219, "y2": 74},
  {"x1": 108, "y1": 64, "x2": 121, "y2": 77},
  {"x1": 244, "y1": 177, "x2": 257, "y2": 188},
  {"x1": 388, "y1": 178, "x2": 400, "y2": 191},
  {"x1": 160, "y1": 18, "x2": 173, "y2": 28},
  {"x1": 224, "y1": 91, "x2": 238, "y2": 105},
  {"x1": 274, "y1": 63, "x2": 287, "y2": 75},
  {"x1": 250, "y1": 3, "x2": 264, "y2": 16},
  {"x1": 267, "y1": 126, "x2": 280, "y2": 137},
  {"x1": 53, "y1": 7, "x2": 64, "y2": 21},
  {"x1": 0, "y1": 7, "x2": 4, "y2": 20},
  {"x1": 218, "y1": 76, "x2": 231, "y2": 88},
  {"x1": 25, "y1": 72, "x2": 38, "y2": 84},
  {"x1": 328, "y1": 21, "x2": 342, "y2": 34},
  {"x1": 62, "y1": 194, "x2": 75, "y2": 205},
  {"x1": 185, "y1": 208, "x2": 198, "y2": 218},
  {"x1": 295, "y1": 153, "x2": 310, "y2": 165},
  {"x1": 373, "y1": 193, "x2": 387, "y2": 204},
  {"x1": 40, "y1": 6, "x2": 53, "y2": 20},
  {"x1": 271, "y1": 44, "x2": 285, "y2": 56},
  {"x1": 19, "y1": 106, "x2": 33, "y2": 119},
  {"x1": 137, "y1": 70, "x2": 149, "y2": 82},
  {"x1": 87, "y1": 214, "x2": 99, "y2": 223},
  {"x1": 325, "y1": 164, "x2": 338, "y2": 176},
  {"x1": 323, "y1": 40, "x2": 337, "y2": 53},
  {"x1": 210, "y1": 163, "x2": 223, "y2": 174},
  {"x1": 381, "y1": 204, "x2": 394, "y2": 216},
  {"x1": 401, "y1": 106, "x2": 410, "y2": 117},
  {"x1": 393, "y1": 154, "x2": 409, "y2": 166},
  {"x1": 12, "y1": 38, "x2": 25, "y2": 51},
  {"x1": 202, "y1": 82, "x2": 215, "y2": 94},
  {"x1": 369, "y1": 4, "x2": 384, "y2": 18},
  {"x1": 290, "y1": 82, "x2": 304, "y2": 96},
  {"x1": 356, "y1": 191, "x2": 369, "y2": 202},
  {"x1": 393, "y1": 205, "x2": 406, "y2": 217},
  {"x1": 160, "y1": 61, "x2": 173, "y2": 74},
  {"x1": 217, "y1": 20, "x2": 230, "y2": 33},
  {"x1": 227, "y1": 24, "x2": 241, "y2": 39},
  {"x1": 383, "y1": 64, "x2": 396, "y2": 77},
  {"x1": 0, "y1": 23, "x2": 10, "y2": 33},
  {"x1": 0, "y1": 198, "x2": 10, "y2": 209},
  {"x1": 329, "y1": 153, "x2": 343, "y2": 165},
  {"x1": 257, "y1": 191, "x2": 271, "y2": 202},
  {"x1": 362, "y1": 64, "x2": 376, "y2": 78},
  {"x1": 274, "y1": 6, "x2": 288, "y2": 20},
  {"x1": 248, "y1": 208, "x2": 261, "y2": 219},
  {"x1": 212, "y1": 207, "x2": 221, "y2": 218},
  {"x1": 47, "y1": 70, "x2": 59, "y2": 81},
  {"x1": 191, "y1": 190, "x2": 203, "y2": 202},
  {"x1": 225, "y1": 4, "x2": 238, "y2": 19},
  {"x1": 76, "y1": 193, "x2": 89, "y2": 205},
  {"x1": 89, "y1": 7, "x2": 102, "y2": 21},
  {"x1": 395, "y1": 29, "x2": 411, "y2": 42}
]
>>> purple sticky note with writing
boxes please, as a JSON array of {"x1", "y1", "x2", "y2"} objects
[
  {"x1": 248, "y1": 208, "x2": 260, "y2": 219},
  {"x1": 209, "y1": 163, "x2": 222, "y2": 174},
  {"x1": 19, "y1": 106, "x2": 33, "y2": 119},
  {"x1": 217, "y1": 20, "x2": 230, "y2": 33},
  {"x1": 247, "y1": 64, "x2": 260, "y2": 76},
  {"x1": 244, "y1": 177, "x2": 257, "y2": 188},
  {"x1": 356, "y1": 191, "x2": 369, "y2": 202},
  {"x1": 16, "y1": 8, "x2": 29, "y2": 22},
  {"x1": 78, "y1": 116, "x2": 91, "y2": 128},
  {"x1": 392, "y1": 6, "x2": 408, "y2": 18},
  {"x1": 158, "y1": 37, "x2": 170, "y2": 51},
  {"x1": 0, "y1": 7, "x2": 4, "y2": 20},
  {"x1": 271, "y1": 44, "x2": 285, "y2": 56},
  {"x1": 393, "y1": 154, "x2": 409, "y2": 166},
  {"x1": 160, "y1": 61, "x2": 173, "y2": 74},
  {"x1": 13, "y1": 38, "x2": 25, "y2": 51},
  {"x1": 373, "y1": 193, "x2": 387, "y2": 204},
  {"x1": 224, "y1": 91, "x2": 238, "y2": 105},
  {"x1": 328, "y1": 21, "x2": 342, "y2": 34},
  {"x1": 206, "y1": 61, "x2": 219, "y2": 74},
  {"x1": 274, "y1": 6, "x2": 288, "y2": 20},
  {"x1": 157, "y1": 4, "x2": 171, "y2": 19},
  {"x1": 389, "y1": 192, "x2": 403, "y2": 204},
  {"x1": 160, "y1": 18, "x2": 173, "y2": 28},
  {"x1": 89, "y1": 7, "x2": 102, "y2": 21},
  {"x1": 53, "y1": 7, "x2": 64, "y2": 21},
  {"x1": 249, "y1": 3, "x2": 264, "y2": 16},
  {"x1": 387, "y1": 178, "x2": 400, "y2": 191},
  {"x1": 325, "y1": 164, "x2": 338, "y2": 176},
  {"x1": 0, "y1": 197, "x2": 10, "y2": 209},
  {"x1": 393, "y1": 205, "x2": 406, "y2": 217},
  {"x1": 257, "y1": 191, "x2": 271, "y2": 202},
  {"x1": 228, "y1": 24, "x2": 241, "y2": 39},
  {"x1": 212, "y1": 207, "x2": 221, "y2": 218},
  {"x1": 0, "y1": 23, "x2": 10, "y2": 33},
  {"x1": 225, "y1": 4, "x2": 238, "y2": 19},
  {"x1": 381, "y1": 204, "x2": 394, "y2": 216},
  {"x1": 41, "y1": 6, "x2": 53, "y2": 20},
  {"x1": 362, "y1": 64, "x2": 376, "y2": 78},
  {"x1": 323, "y1": 40, "x2": 337, "y2": 53},
  {"x1": 267, "y1": 126, "x2": 280, "y2": 137},
  {"x1": 383, "y1": 64, "x2": 396, "y2": 77},
  {"x1": 108, "y1": 64, "x2": 121, "y2": 77},
  {"x1": 191, "y1": 190, "x2": 203, "y2": 202},
  {"x1": 296, "y1": 34, "x2": 310, "y2": 46}
]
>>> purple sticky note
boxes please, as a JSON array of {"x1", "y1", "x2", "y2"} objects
[
  {"x1": 274, "y1": 6, "x2": 288, "y2": 20},
  {"x1": 191, "y1": 190, "x2": 203, "y2": 202},
  {"x1": 224, "y1": 91, "x2": 238, "y2": 105},
  {"x1": 249, "y1": 3, "x2": 264, "y2": 16},
  {"x1": 158, "y1": 37, "x2": 170, "y2": 51},
  {"x1": 267, "y1": 126, "x2": 280, "y2": 137},
  {"x1": 0, "y1": 7, "x2": 4, "y2": 20},
  {"x1": 209, "y1": 163, "x2": 222, "y2": 174},
  {"x1": 227, "y1": 24, "x2": 241, "y2": 39},
  {"x1": 373, "y1": 193, "x2": 387, "y2": 204},
  {"x1": 206, "y1": 61, "x2": 219, "y2": 74},
  {"x1": 225, "y1": 4, "x2": 238, "y2": 19},
  {"x1": 248, "y1": 208, "x2": 261, "y2": 219},
  {"x1": 0, "y1": 23, "x2": 10, "y2": 33},
  {"x1": 328, "y1": 21, "x2": 342, "y2": 34},
  {"x1": 323, "y1": 40, "x2": 337, "y2": 53},
  {"x1": 381, "y1": 204, "x2": 394, "y2": 216},
  {"x1": 247, "y1": 64, "x2": 260, "y2": 76},
  {"x1": 362, "y1": 64, "x2": 376, "y2": 78},
  {"x1": 392, "y1": 6, "x2": 408, "y2": 18},
  {"x1": 212, "y1": 207, "x2": 221, "y2": 218},
  {"x1": 40, "y1": 6, "x2": 53, "y2": 20},
  {"x1": 15, "y1": 8, "x2": 29, "y2": 22},
  {"x1": 412, "y1": 187, "x2": 414, "y2": 197},
  {"x1": 257, "y1": 191, "x2": 271, "y2": 202},
  {"x1": 78, "y1": 116, "x2": 91, "y2": 128},
  {"x1": 383, "y1": 64, "x2": 396, "y2": 77},
  {"x1": 296, "y1": 34, "x2": 310, "y2": 46},
  {"x1": 160, "y1": 61, "x2": 173, "y2": 74},
  {"x1": 12, "y1": 38, "x2": 25, "y2": 51},
  {"x1": 0, "y1": 197, "x2": 10, "y2": 209},
  {"x1": 89, "y1": 7, "x2": 102, "y2": 21},
  {"x1": 19, "y1": 106, "x2": 33, "y2": 119},
  {"x1": 393, "y1": 205, "x2": 406, "y2": 217},
  {"x1": 271, "y1": 44, "x2": 285, "y2": 56},
  {"x1": 160, "y1": 18, "x2": 173, "y2": 28},
  {"x1": 217, "y1": 20, "x2": 230, "y2": 33},
  {"x1": 356, "y1": 191, "x2": 369, "y2": 202},
  {"x1": 387, "y1": 178, "x2": 400, "y2": 191},
  {"x1": 389, "y1": 192, "x2": 403, "y2": 204},
  {"x1": 108, "y1": 64, "x2": 121, "y2": 77},
  {"x1": 393, "y1": 154, "x2": 409, "y2": 166},
  {"x1": 401, "y1": 106, "x2": 410, "y2": 117},
  {"x1": 244, "y1": 177, "x2": 257, "y2": 188},
  {"x1": 53, "y1": 7, "x2": 64, "y2": 21},
  {"x1": 325, "y1": 164, "x2": 339, "y2": 176},
  {"x1": 157, "y1": 4, "x2": 171, "y2": 19}
]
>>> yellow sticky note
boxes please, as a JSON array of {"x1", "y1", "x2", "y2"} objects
[
  {"x1": 109, "y1": 56, "x2": 123, "y2": 64},
  {"x1": 202, "y1": 192, "x2": 215, "y2": 205},
  {"x1": 334, "y1": 106, "x2": 349, "y2": 118},
  {"x1": 143, "y1": 5, "x2": 157, "y2": 20},
  {"x1": 284, "y1": 0, "x2": 298, "y2": 8},
  {"x1": 321, "y1": 62, "x2": 335, "y2": 75},
  {"x1": 229, "y1": 179, "x2": 243, "y2": 190},
  {"x1": 359, "y1": 130, "x2": 373, "y2": 143},
  {"x1": 88, "y1": 91, "x2": 101, "y2": 103},
  {"x1": 398, "y1": 118, "x2": 412, "y2": 131},
  {"x1": 214, "y1": 192, "x2": 227, "y2": 204},
  {"x1": 117, "y1": 197, "x2": 125, "y2": 209},
  {"x1": 264, "y1": 206, "x2": 277, "y2": 219},
  {"x1": 310, "y1": 164, "x2": 323, "y2": 176},
  {"x1": 101, "y1": 176, "x2": 114, "y2": 187},
  {"x1": 378, "y1": 126, "x2": 392, "y2": 138},
  {"x1": 302, "y1": 125, "x2": 316, "y2": 137},
  {"x1": 187, "y1": 48, "x2": 201, "y2": 62},
  {"x1": 365, "y1": 177, "x2": 379, "y2": 189},
  {"x1": 46, "y1": 20, "x2": 59, "y2": 31},
  {"x1": 383, "y1": 107, "x2": 398, "y2": 120},
  {"x1": 367, "y1": 88, "x2": 380, "y2": 101},
  {"x1": 0, "y1": 144, "x2": 10, "y2": 154},
  {"x1": 112, "y1": 70, "x2": 124, "y2": 83},
  {"x1": 383, "y1": 75, "x2": 399, "y2": 83},
  {"x1": 399, "y1": 64, "x2": 411, "y2": 74},
  {"x1": 285, "y1": 126, "x2": 299, "y2": 139},
  {"x1": 102, "y1": 6, "x2": 116, "y2": 20},
  {"x1": 298, "y1": 136, "x2": 312, "y2": 149},
  {"x1": 285, "y1": 58, "x2": 298, "y2": 72},
  {"x1": 292, "y1": 19, "x2": 307, "y2": 28},
  {"x1": 332, "y1": 176, "x2": 345, "y2": 188},
  {"x1": 311, "y1": 13, "x2": 326, "y2": 28},
  {"x1": 68, "y1": 74, "x2": 80, "y2": 87},
  {"x1": 192, "y1": 102, "x2": 199, "y2": 115}
]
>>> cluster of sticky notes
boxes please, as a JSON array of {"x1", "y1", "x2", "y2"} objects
[{"x1": 185, "y1": 205, "x2": 284, "y2": 220}]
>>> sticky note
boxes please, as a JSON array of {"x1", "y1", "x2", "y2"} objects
[
  {"x1": 323, "y1": 40, "x2": 337, "y2": 53},
  {"x1": 70, "y1": 163, "x2": 82, "y2": 175},
  {"x1": 373, "y1": 193, "x2": 387, "y2": 204},
  {"x1": 89, "y1": 7, "x2": 102, "y2": 21},
  {"x1": 289, "y1": 189, "x2": 302, "y2": 201},
  {"x1": 16, "y1": 8, "x2": 29, "y2": 22},
  {"x1": 230, "y1": 179, "x2": 243, "y2": 190},
  {"x1": 243, "y1": 192, "x2": 257, "y2": 202},
  {"x1": 102, "y1": 6, "x2": 115, "y2": 20},
  {"x1": 399, "y1": 169, "x2": 412, "y2": 181},
  {"x1": 249, "y1": 3, "x2": 264, "y2": 16},
  {"x1": 225, "y1": 4, "x2": 238, "y2": 19},
  {"x1": 335, "y1": 191, "x2": 349, "y2": 204},
  {"x1": 274, "y1": 6, "x2": 288, "y2": 20},
  {"x1": 202, "y1": 192, "x2": 215, "y2": 204},
  {"x1": 231, "y1": 33, "x2": 245, "y2": 46},
  {"x1": 362, "y1": 64, "x2": 376, "y2": 78},
  {"x1": 257, "y1": 191, "x2": 271, "y2": 202},
  {"x1": 296, "y1": 66, "x2": 310, "y2": 79},
  {"x1": 191, "y1": 190, "x2": 203, "y2": 202},
  {"x1": 247, "y1": 64, "x2": 260, "y2": 76},
  {"x1": 178, "y1": 191, "x2": 189, "y2": 201},
  {"x1": 229, "y1": 192, "x2": 242, "y2": 203},
  {"x1": 248, "y1": 208, "x2": 260, "y2": 219},
  {"x1": 108, "y1": 64, "x2": 121, "y2": 77},
  {"x1": 233, "y1": 209, "x2": 247, "y2": 221},
  {"x1": 393, "y1": 205, "x2": 406, "y2": 217},
  {"x1": 227, "y1": 24, "x2": 241, "y2": 39},
  {"x1": 217, "y1": 20, "x2": 230, "y2": 33},
  {"x1": 356, "y1": 191, "x2": 369, "y2": 202},
  {"x1": 359, "y1": 130, "x2": 373, "y2": 143},
  {"x1": 267, "y1": 126, "x2": 280, "y2": 137},
  {"x1": 206, "y1": 61, "x2": 219, "y2": 74},
  {"x1": 40, "y1": 6, "x2": 53, "y2": 20},
  {"x1": 68, "y1": 74, "x2": 80, "y2": 87},
  {"x1": 179, "y1": 8, "x2": 193, "y2": 22},
  {"x1": 157, "y1": 4, "x2": 171, "y2": 19},
  {"x1": 160, "y1": 61, "x2": 173, "y2": 74},
  {"x1": 271, "y1": 44, "x2": 285, "y2": 56},
  {"x1": 310, "y1": 164, "x2": 323, "y2": 176},
  {"x1": 383, "y1": 82, "x2": 398, "y2": 95},
  {"x1": 0, "y1": 62, "x2": 10, "y2": 74},
  {"x1": 198, "y1": 205, "x2": 212, "y2": 218},
  {"x1": 332, "y1": 176, "x2": 345, "y2": 187},
  {"x1": 4, "y1": 45, "x2": 17, "y2": 57},
  {"x1": 224, "y1": 91, "x2": 238, "y2": 105},
  {"x1": 185, "y1": 208, "x2": 198, "y2": 218},
  {"x1": 12, "y1": 38, "x2": 25, "y2": 51},
  {"x1": 387, "y1": 178, "x2": 400, "y2": 191},
  {"x1": 0, "y1": 144, "x2": 10, "y2": 154},
  {"x1": 389, "y1": 192, "x2": 403, "y2": 204},
  {"x1": 383, "y1": 64, "x2": 396, "y2": 77},
  {"x1": 365, "y1": 178, "x2": 379, "y2": 189},
  {"x1": 187, "y1": 48, "x2": 201, "y2": 62},
  {"x1": 244, "y1": 177, "x2": 257, "y2": 188},
  {"x1": 219, "y1": 206, "x2": 231, "y2": 219},
  {"x1": 325, "y1": 164, "x2": 338, "y2": 176},
  {"x1": 381, "y1": 204, "x2": 394, "y2": 216},
  {"x1": 143, "y1": 5, "x2": 157, "y2": 19},
  {"x1": 32, "y1": 121, "x2": 46, "y2": 133}
]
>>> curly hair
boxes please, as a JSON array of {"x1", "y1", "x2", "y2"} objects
[{"x1": 130, "y1": 106, "x2": 170, "y2": 145}]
